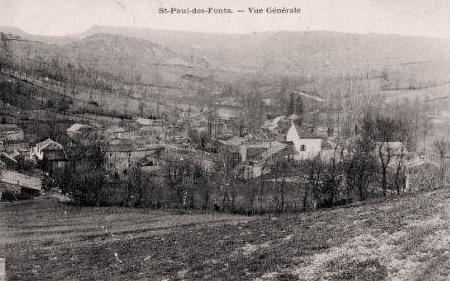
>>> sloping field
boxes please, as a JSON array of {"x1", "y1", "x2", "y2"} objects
[
  {"x1": 1, "y1": 189, "x2": 450, "y2": 280},
  {"x1": 383, "y1": 82, "x2": 450, "y2": 104}
]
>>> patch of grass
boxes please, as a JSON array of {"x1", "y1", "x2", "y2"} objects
[
  {"x1": 2, "y1": 188, "x2": 450, "y2": 280},
  {"x1": 278, "y1": 272, "x2": 300, "y2": 281},
  {"x1": 402, "y1": 226, "x2": 439, "y2": 254},
  {"x1": 41, "y1": 239, "x2": 54, "y2": 247},
  {"x1": 327, "y1": 258, "x2": 388, "y2": 281}
]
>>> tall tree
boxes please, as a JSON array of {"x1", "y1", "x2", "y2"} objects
[
  {"x1": 433, "y1": 138, "x2": 449, "y2": 187},
  {"x1": 375, "y1": 116, "x2": 398, "y2": 196}
]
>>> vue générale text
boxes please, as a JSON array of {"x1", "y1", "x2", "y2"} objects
[{"x1": 158, "y1": 7, "x2": 301, "y2": 14}]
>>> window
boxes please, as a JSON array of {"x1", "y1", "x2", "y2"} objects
[{"x1": 300, "y1": 145, "x2": 306, "y2": 151}]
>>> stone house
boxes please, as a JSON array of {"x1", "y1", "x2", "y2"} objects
[
  {"x1": 30, "y1": 138, "x2": 67, "y2": 172},
  {"x1": 104, "y1": 139, "x2": 165, "y2": 179}
]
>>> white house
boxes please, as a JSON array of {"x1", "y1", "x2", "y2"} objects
[{"x1": 286, "y1": 121, "x2": 322, "y2": 160}]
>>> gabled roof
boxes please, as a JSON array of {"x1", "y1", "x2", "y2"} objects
[
  {"x1": 287, "y1": 121, "x2": 322, "y2": 139},
  {"x1": 297, "y1": 125, "x2": 322, "y2": 139},
  {"x1": 35, "y1": 138, "x2": 64, "y2": 151}
]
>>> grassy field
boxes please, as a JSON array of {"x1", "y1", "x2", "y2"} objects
[{"x1": 1, "y1": 189, "x2": 450, "y2": 281}]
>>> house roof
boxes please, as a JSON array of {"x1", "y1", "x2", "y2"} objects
[
  {"x1": 0, "y1": 170, "x2": 42, "y2": 191},
  {"x1": 262, "y1": 115, "x2": 285, "y2": 132},
  {"x1": 262, "y1": 98, "x2": 273, "y2": 106},
  {"x1": 106, "y1": 139, "x2": 137, "y2": 152},
  {"x1": 0, "y1": 152, "x2": 18, "y2": 164},
  {"x1": 286, "y1": 121, "x2": 322, "y2": 139},
  {"x1": 135, "y1": 118, "x2": 165, "y2": 126},
  {"x1": 218, "y1": 131, "x2": 273, "y2": 147},
  {"x1": 215, "y1": 97, "x2": 242, "y2": 108},
  {"x1": 35, "y1": 138, "x2": 64, "y2": 151},
  {"x1": 297, "y1": 125, "x2": 322, "y2": 139},
  {"x1": 257, "y1": 143, "x2": 295, "y2": 161},
  {"x1": 105, "y1": 138, "x2": 165, "y2": 152},
  {"x1": 0, "y1": 124, "x2": 21, "y2": 132},
  {"x1": 219, "y1": 136, "x2": 244, "y2": 146},
  {"x1": 104, "y1": 125, "x2": 126, "y2": 133},
  {"x1": 67, "y1": 123, "x2": 87, "y2": 133}
]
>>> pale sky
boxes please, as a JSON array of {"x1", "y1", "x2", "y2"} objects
[{"x1": 1, "y1": 0, "x2": 450, "y2": 39}]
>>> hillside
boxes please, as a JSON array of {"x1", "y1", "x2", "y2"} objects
[
  {"x1": 2, "y1": 26, "x2": 450, "y2": 125},
  {"x1": 77, "y1": 26, "x2": 450, "y2": 81},
  {"x1": 2, "y1": 189, "x2": 450, "y2": 280},
  {"x1": 63, "y1": 33, "x2": 214, "y2": 84},
  {"x1": 0, "y1": 26, "x2": 76, "y2": 45},
  {"x1": 4, "y1": 25, "x2": 450, "y2": 83},
  {"x1": 5, "y1": 32, "x2": 215, "y2": 86}
]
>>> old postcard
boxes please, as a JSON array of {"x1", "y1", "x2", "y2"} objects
[{"x1": 0, "y1": 0, "x2": 450, "y2": 280}]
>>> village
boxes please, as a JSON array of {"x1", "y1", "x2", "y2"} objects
[{"x1": 0, "y1": 83, "x2": 440, "y2": 212}]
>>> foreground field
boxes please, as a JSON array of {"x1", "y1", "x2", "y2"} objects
[{"x1": 1, "y1": 189, "x2": 450, "y2": 281}]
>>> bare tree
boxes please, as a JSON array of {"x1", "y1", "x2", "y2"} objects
[
  {"x1": 433, "y1": 138, "x2": 449, "y2": 187},
  {"x1": 345, "y1": 113, "x2": 378, "y2": 201},
  {"x1": 302, "y1": 156, "x2": 324, "y2": 211},
  {"x1": 393, "y1": 144, "x2": 407, "y2": 194},
  {"x1": 270, "y1": 159, "x2": 292, "y2": 212},
  {"x1": 375, "y1": 117, "x2": 399, "y2": 196},
  {"x1": 163, "y1": 156, "x2": 194, "y2": 209}
]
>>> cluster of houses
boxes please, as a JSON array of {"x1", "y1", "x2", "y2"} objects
[
  {"x1": 0, "y1": 124, "x2": 43, "y2": 198},
  {"x1": 0, "y1": 98, "x2": 324, "y2": 199},
  {"x1": 0, "y1": 92, "x2": 441, "y2": 201}
]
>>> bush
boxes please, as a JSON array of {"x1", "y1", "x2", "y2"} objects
[{"x1": 57, "y1": 143, "x2": 107, "y2": 206}]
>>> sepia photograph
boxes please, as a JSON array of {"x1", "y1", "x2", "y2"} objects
[{"x1": 0, "y1": 0, "x2": 450, "y2": 280}]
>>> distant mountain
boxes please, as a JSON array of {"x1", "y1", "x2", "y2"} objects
[
  {"x1": 2, "y1": 29, "x2": 215, "y2": 86},
  {"x1": 60, "y1": 33, "x2": 212, "y2": 84},
  {"x1": 0, "y1": 26, "x2": 30, "y2": 38},
  {"x1": 0, "y1": 26, "x2": 76, "y2": 45},
  {"x1": 3, "y1": 25, "x2": 450, "y2": 88},
  {"x1": 76, "y1": 26, "x2": 450, "y2": 79}
]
